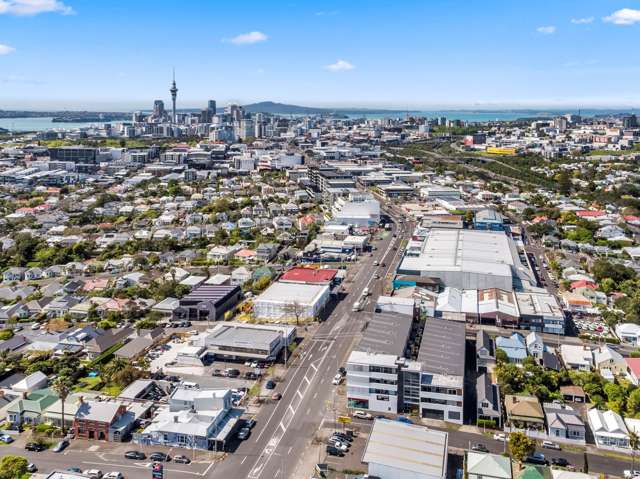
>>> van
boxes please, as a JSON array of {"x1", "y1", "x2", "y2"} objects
[
  {"x1": 352, "y1": 301, "x2": 362, "y2": 312},
  {"x1": 181, "y1": 381, "x2": 199, "y2": 390}
]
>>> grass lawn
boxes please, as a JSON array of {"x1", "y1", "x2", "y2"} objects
[
  {"x1": 73, "y1": 376, "x2": 103, "y2": 392},
  {"x1": 100, "y1": 384, "x2": 123, "y2": 397}
]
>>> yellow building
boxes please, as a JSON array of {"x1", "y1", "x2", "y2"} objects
[{"x1": 486, "y1": 146, "x2": 518, "y2": 155}]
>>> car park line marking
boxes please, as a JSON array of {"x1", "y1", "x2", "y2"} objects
[
  {"x1": 241, "y1": 456, "x2": 247, "y2": 464},
  {"x1": 313, "y1": 391, "x2": 318, "y2": 399},
  {"x1": 310, "y1": 363, "x2": 318, "y2": 372},
  {"x1": 287, "y1": 446, "x2": 293, "y2": 455},
  {"x1": 279, "y1": 421, "x2": 287, "y2": 433},
  {"x1": 303, "y1": 376, "x2": 311, "y2": 385},
  {"x1": 288, "y1": 404, "x2": 295, "y2": 415},
  {"x1": 296, "y1": 390, "x2": 303, "y2": 399},
  {"x1": 81, "y1": 461, "x2": 204, "y2": 476}
]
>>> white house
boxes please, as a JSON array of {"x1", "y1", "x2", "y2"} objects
[
  {"x1": 560, "y1": 344, "x2": 593, "y2": 371},
  {"x1": 587, "y1": 408, "x2": 629, "y2": 449}
]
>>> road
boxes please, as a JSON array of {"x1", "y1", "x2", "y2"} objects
[{"x1": 209, "y1": 208, "x2": 410, "y2": 479}]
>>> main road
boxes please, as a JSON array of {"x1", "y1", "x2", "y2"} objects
[{"x1": 209, "y1": 206, "x2": 410, "y2": 479}]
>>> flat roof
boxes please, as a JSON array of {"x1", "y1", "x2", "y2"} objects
[
  {"x1": 357, "y1": 312, "x2": 413, "y2": 356},
  {"x1": 255, "y1": 281, "x2": 329, "y2": 305},
  {"x1": 417, "y1": 319, "x2": 466, "y2": 377},
  {"x1": 280, "y1": 267, "x2": 338, "y2": 284},
  {"x1": 399, "y1": 228, "x2": 516, "y2": 277},
  {"x1": 362, "y1": 419, "x2": 447, "y2": 478},
  {"x1": 206, "y1": 322, "x2": 295, "y2": 349}
]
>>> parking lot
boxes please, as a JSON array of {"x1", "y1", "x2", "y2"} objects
[{"x1": 572, "y1": 314, "x2": 613, "y2": 339}]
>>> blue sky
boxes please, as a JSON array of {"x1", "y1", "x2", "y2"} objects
[{"x1": 2, "y1": 0, "x2": 640, "y2": 110}]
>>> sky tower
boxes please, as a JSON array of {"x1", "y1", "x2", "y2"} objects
[{"x1": 170, "y1": 68, "x2": 178, "y2": 123}]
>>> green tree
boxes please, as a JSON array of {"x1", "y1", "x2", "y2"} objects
[
  {"x1": 51, "y1": 374, "x2": 74, "y2": 435},
  {"x1": 628, "y1": 389, "x2": 640, "y2": 418},
  {"x1": 0, "y1": 329, "x2": 14, "y2": 341},
  {"x1": 0, "y1": 455, "x2": 28, "y2": 479},
  {"x1": 508, "y1": 432, "x2": 536, "y2": 462},
  {"x1": 557, "y1": 170, "x2": 571, "y2": 196},
  {"x1": 630, "y1": 431, "x2": 640, "y2": 473}
]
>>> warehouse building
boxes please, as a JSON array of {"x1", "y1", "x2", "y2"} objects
[
  {"x1": 200, "y1": 322, "x2": 296, "y2": 361},
  {"x1": 398, "y1": 228, "x2": 535, "y2": 291},
  {"x1": 253, "y1": 281, "x2": 330, "y2": 320},
  {"x1": 362, "y1": 418, "x2": 448, "y2": 479}
]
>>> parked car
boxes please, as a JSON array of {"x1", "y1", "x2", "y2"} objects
[
  {"x1": 26, "y1": 464, "x2": 37, "y2": 473},
  {"x1": 25, "y1": 442, "x2": 46, "y2": 452},
  {"x1": 52, "y1": 439, "x2": 69, "y2": 453},
  {"x1": 125, "y1": 451, "x2": 146, "y2": 460},
  {"x1": 396, "y1": 416, "x2": 413, "y2": 424},
  {"x1": 327, "y1": 439, "x2": 348, "y2": 452},
  {"x1": 0, "y1": 434, "x2": 14, "y2": 444},
  {"x1": 525, "y1": 453, "x2": 548, "y2": 466},
  {"x1": 244, "y1": 418, "x2": 257, "y2": 429},
  {"x1": 338, "y1": 367, "x2": 346, "y2": 376},
  {"x1": 542, "y1": 440, "x2": 560, "y2": 450},
  {"x1": 325, "y1": 445, "x2": 344, "y2": 457},
  {"x1": 265, "y1": 379, "x2": 276, "y2": 389},
  {"x1": 352, "y1": 411, "x2": 373, "y2": 420},
  {"x1": 84, "y1": 470, "x2": 103, "y2": 479},
  {"x1": 237, "y1": 427, "x2": 251, "y2": 440},
  {"x1": 67, "y1": 468, "x2": 83, "y2": 473},
  {"x1": 471, "y1": 444, "x2": 489, "y2": 453},
  {"x1": 331, "y1": 432, "x2": 352, "y2": 443},
  {"x1": 149, "y1": 452, "x2": 171, "y2": 462},
  {"x1": 103, "y1": 473, "x2": 124, "y2": 479},
  {"x1": 332, "y1": 373, "x2": 343, "y2": 385},
  {"x1": 552, "y1": 458, "x2": 570, "y2": 467},
  {"x1": 623, "y1": 471, "x2": 640, "y2": 479},
  {"x1": 174, "y1": 455, "x2": 191, "y2": 464},
  {"x1": 225, "y1": 368, "x2": 241, "y2": 378},
  {"x1": 271, "y1": 392, "x2": 282, "y2": 401}
]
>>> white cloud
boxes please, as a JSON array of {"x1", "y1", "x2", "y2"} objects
[
  {"x1": 571, "y1": 17, "x2": 593, "y2": 24},
  {"x1": 0, "y1": 0, "x2": 74, "y2": 16},
  {"x1": 536, "y1": 25, "x2": 556, "y2": 34},
  {"x1": 603, "y1": 8, "x2": 640, "y2": 25},
  {"x1": 325, "y1": 60, "x2": 355, "y2": 72},
  {"x1": 227, "y1": 31, "x2": 268, "y2": 45},
  {"x1": 0, "y1": 44, "x2": 15, "y2": 55}
]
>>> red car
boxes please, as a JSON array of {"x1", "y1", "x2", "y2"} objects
[{"x1": 271, "y1": 392, "x2": 282, "y2": 401}]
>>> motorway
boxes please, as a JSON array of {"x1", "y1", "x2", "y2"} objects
[{"x1": 209, "y1": 207, "x2": 410, "y2": 479}]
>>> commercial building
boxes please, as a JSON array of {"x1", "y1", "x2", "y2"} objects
[
  {"x1": 253, "y1": 281, "x2": 330, "y2": 320},
  {"x1": 362, "y1": 418, "x2": 448, "y2": 479},
  {"x1": 279, "y1": 267, "x2": 338, "y2": 285},
  {"x1": 346, "y1": 317, "x2": 465, "y2": 424},
  {"x1": 201, "y1": 322, "x2": 296, "y2": 361},
  {"x1": 398, "y1": 229, "x2": 535, "y2": 291},
  {"x1": 415, "y1": 319, "x2": 465, "y2": 423},
  {"x1": 178, "y1": 285, "x2": 242, "y2": 321},
  {"x1": 474, "y1": 208, "x2": 505, "y2": 231},
  {"x1": 516, "y1": 291, "x2": 565, "y2": 334}
]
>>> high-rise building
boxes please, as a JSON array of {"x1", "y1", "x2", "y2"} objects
[
  {"x1": 153, "y1": 100, "x2": 165, "y2": 118},
  {"x1": 208, "y1": 100, "x2": 217, "y2": 116},
  {"x1": 170, "y1": 70, "x2": 178, "y2": 123}
]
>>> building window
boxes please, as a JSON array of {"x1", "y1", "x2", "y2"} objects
[{"x1": 448, "y1": 411, "x2": 461, "y2": 420}]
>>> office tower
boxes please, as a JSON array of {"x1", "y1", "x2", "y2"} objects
[
  {"x1": 170, "y1": 69, "x2": 178, "y2": 123},
  {"x1": 208, "y1": 100, "x2": 217, "y2": 116},
  {"x1": 153, "y1": 100, "x2": 165, "y2": 118}
]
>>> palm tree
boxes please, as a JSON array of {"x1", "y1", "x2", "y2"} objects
[
  {"x1": 51, "y1": 375, "x2": 73, "y2": 435},
  {"x1": 630, "y1": 431, "x2": 639, "y2": 472}
]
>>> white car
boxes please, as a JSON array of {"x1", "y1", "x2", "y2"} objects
[
  {"x1": 332, "y1": 374, "x2": 343, "y2": 385},
  {"x1": 493, "y1": 433, "x2": 506, "y2": 442},
  {"x1": 84, "y1": 470, "x2": 103, "y2": 479},
  {"x1": 103, "y1": 473, "x2": 124, "y2": 479},
  {"x1": 623, "y1": 470, "x2": 640, "y2": 479},
  {"x1": 541, "y1": 440, "x2": 560, "y2": 450},
  {"x1": 328, "y1": 439, "x2": 349, "y2": 452},
  {"x1": 352, "y1": 411, "x2": 373, "y2": 420}
]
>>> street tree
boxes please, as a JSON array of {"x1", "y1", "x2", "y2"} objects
[{"x1": 508, "y1": 432, "x2": 535, "y2": 462}]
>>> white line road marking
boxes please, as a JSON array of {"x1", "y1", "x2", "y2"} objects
[
  {"x1": 313, "y1": 391, "x2": 318, "y2": 399},
  {"x1": 241, "y1": 456, "x2": 247, "y2": 464},
  {"x1": 275, "y1": 468, "x2": 281, "y2": 478},
  {"x1": 81, "y1": 461, "x2": 205, "y2": 476},
  {"x1": 279, "y1": 421, "x2": 287, "y2": 433},
  {"x1": 288, "y1": 446, "x2": 293, "y2": 455},
  {"x1": 306, "y1": 407, "x2": 311, "y2": 415},
  {"x1": 310, "y1": 363, "x2": 318, "y2": 372},
  {"x1": 296, "y1": 390, "x2": 303, "y2": 399},
  {"x1": 288, "y1": 404, "x2": 295, "y2": 415},
  {"x1": 303, "y1": 376, "x2": 311, "y2": 385}
]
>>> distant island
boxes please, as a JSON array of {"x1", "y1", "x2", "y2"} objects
[{"x1": 0, "y1": 110, "x2": 129, "y2": 122}]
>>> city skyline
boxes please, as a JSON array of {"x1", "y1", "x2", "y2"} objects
[{"x1": 2, "y1": 0, "x2": 640, "y2": 109}]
